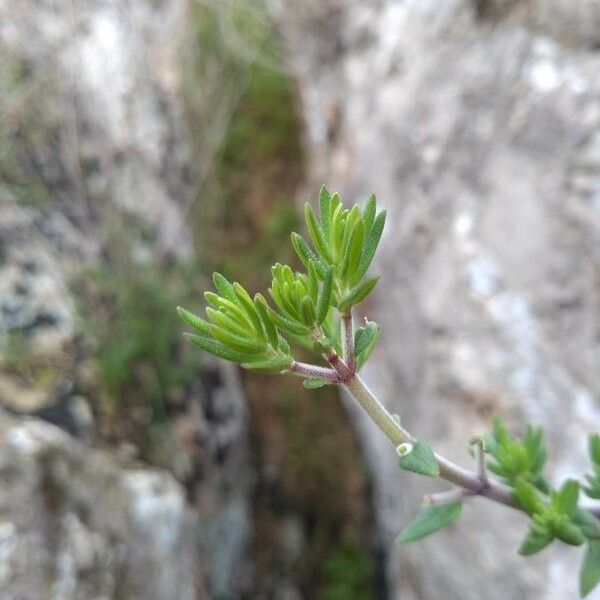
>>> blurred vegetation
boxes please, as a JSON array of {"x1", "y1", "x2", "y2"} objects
[
  {"x1": 73, "y1": 1, "x2": 380, "y2": 597},
  {"x1": 186, "y1": 3, "x2": 380, "y2": 598}
]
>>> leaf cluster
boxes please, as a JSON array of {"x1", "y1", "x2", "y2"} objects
[
  {"x1": 485, "y1": 417, "x2": 549, "y2": 491},
  {"x1": 514, "y1": 479, "x2": 585, "y2": 555},
  {"x1": 177, "y1": 187, "x2": 386, "y2": 386},
  {"x1": 292, "y1": 188, "x2": 386, "y2": 313}
]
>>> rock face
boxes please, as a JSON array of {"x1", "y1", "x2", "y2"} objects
[
  {"x1": 0, "y1": 1, "x2": 252, "y2": 597},
  {"x1": 0, "y1": 411, "x2": 199, "y2": 600},
  {"x1": 272, "y1": 0, "x2": 600, "y2": 598}
]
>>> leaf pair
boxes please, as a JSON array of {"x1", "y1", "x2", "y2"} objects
[{"x1": 177, "y1": 273, "x2": 292, "y2": 373}]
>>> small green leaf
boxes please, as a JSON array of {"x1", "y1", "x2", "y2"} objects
[
  {"x1": 316, "y1": 267, "x2": 333, "y2": 325},
  {"x1": 305, "y1": 203, "x2": 334, "y2": 263},
  {"x1": 398, "y1": 503, "x2": 462, "y2": 543},
  {"x1": 177, "y1": 306, "x2": 211, "y2": 335},
  {"x1": 552, "y1": 480, "x2": 580, "y2": 517},
  {"x1": 307, "y1": 260, "x2": 319, "y2": 304},
  {"x1": 206, "y1": 293, "x2": 252, "y2": 328},
  {"x1": 468, "y1": 433, "x2": 498, "y2": 454},
  {"x1": 300, "y1": 296, "x2": 316, "y2": 325},
  {"x1": 554, "y1": 521, "x2": 585, "y2": 546},
  {"x1": 350, "y1": 210, "x2": 386, "y2": 285},
  {"x1": 291, "y1": 232, "x2": 319, "y2": 271},
  {"x1": 354, "y1": 321, "x2": 378, "y2": 357},
  {"x1": 398, "y1": 440, "x2": 439, "y2": 477},
  {"x1": 303, "y1": 377, "x2": 329, "y2": 389},
  {"x1": 233, "y1": 283, "x2": 265, "y2": 340},
  {"x1": 212, "y1": 272, "x2": 237, "y2": 303},
  {"x1": 580, "y1": 541, "x2": 600, "y2": 597},
  {"x1": 362, "y1": 193, "x2": 377, "y2": 235},
  {"x1": 319, "y1": 185, "x2": 332, "y2": 241},
  {"x1": 209, "y1": 324, "x2": 265, "y2": 354},
  {"x1": 205, "y1": 307, "x2": 249, "y2": 337},
  {"x1": 519, "y1": 526, "x2": 554, "y2": 556},
  {"x1": 184, "y1": 334, "x2": 255, "y2": 363},
  {"x1": 241, "y1": 355, "x2": 292, "y2": 373},
  {"x1": 512, "y1": 480, "x2": 544, "y2": 516},
  {"x1": 267, "y1": 308, "x2": 311, "y2": 336},
  {"x1": 573, "y1": 509, "x2": 600, "y2": 540},
  {"x1": 337, "y1": 277, "x2": 380, "y2": 312},
  {"x1": 254, "y1": 294, "x2": 279, "y2": 350},
  {"x1": 341, "y1": 218, "x2": 365, "y2": 281}
]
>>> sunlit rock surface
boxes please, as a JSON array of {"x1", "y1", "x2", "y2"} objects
[
  {"x1": 272, "y1": 0, "x2": 600, "y2": 597},
  {"x1": 0, "y1": 411, "x2": 199, "y2": 600}
]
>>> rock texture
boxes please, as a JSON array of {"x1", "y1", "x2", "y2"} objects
[
  {"x1": 0, "y1": 1, "x2": 252, "y2": 597},
  {"x1": 272, "y1": 0, "x2": 600, "y2": 598},
  {"x1": 0, "y1": 411, "x2": 199, "y2": 600}
]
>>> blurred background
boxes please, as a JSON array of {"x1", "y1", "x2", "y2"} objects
[{"x1": 1, "y1": 0, "x2": 600, "y2": 598}]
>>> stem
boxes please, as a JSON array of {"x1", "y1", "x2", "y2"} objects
[
  {"x1": 344, "y1": 374, "x2": 518, "y2": 510},
  {"x1": 474, "y1": 439, "x2": 488, "y2": 486},
  {"x1": 290, "y1": 361, "x2": 340, "y2": 382},
  {"x1": 424, "y1": 488, "x2": 473, "y2": 506},
  {"x1": 326, "y1": 352, "x2": 353, "y2": 381},
  {"x1": 342, "y1": 310, "x2": 356, "y2": 372}
]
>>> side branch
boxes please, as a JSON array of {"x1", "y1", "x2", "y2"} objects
[{"x1": 344, "y1": 374, "x2": 518, "y2": 510}]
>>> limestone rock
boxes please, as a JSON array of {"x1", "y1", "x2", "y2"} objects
[
  {"x1": 272, "y1": 0, "x2": 600, "y2": 597},
  {"x1": 0, "y1": 411, "x2": 200, "y2": 600}
]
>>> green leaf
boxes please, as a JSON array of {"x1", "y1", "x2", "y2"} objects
[
  {"x1": 468, "y1": 433, "x2": 498, "y2": 454},
  {"x1": 341, "y1": 218, "x2": 365, "y2": 281},
  {"x1": 519, "y1": 525, "x2": 554, "y2": 556},
  {"x1": 267, "y1": 308, "x2": 310, "y2": 336},
  {"x1": 581, "y1": 541, "x2": 600, "y2": 597},
  {"x1": 184, "y1": 333, "x2": 255, "y2": 363},
  {"x1": 573, "y1": 509, "x2": 600, "y2": 540},
  {"x1": 233, "y1": 283, "x2": 265, "y2": 340},
  {"x1": 337, "y1": 277, "x2": 380, "y2": 312},
  {"x1": 209, "y1": 324, "x2": 265, "y2": 354},
  {"x1": 176, "y1": 306, "x2": 211, "y2": 335},
  {"x1": 552, "y1": 480, "x2": 580, "y2": 517},
  {"x1": 316, "y1": 266, "x2": 333, "y2": 324},
  {"x1": 291, "y1": 232, "x2": 320, "y2": 271},
  {"x1": 212, "y1": 272, "x2": 237, "y2": 303},
  {"x1": 398, "y1": 503, "x2": 462, "y2": 543},
  {"x1": 350, "y1": 210, "x2": 386, "y2": 285},
  {"x1": 303, "y1": 377, "x2": 329, "y2": 389},
  {"x1": 241, "y1": 355, "x2": 292, "y2": 373},
  {"x1": 512, "y1": 480, "x2": 544, "y2": 516},
  {"x1": 319, "y1": 185, "x2": 332, "y2": 241},
  {"x1": 362, "y1": 193, "x2": 377, "y2": 235},
  {"x1": 205, "y1": 293, "x2": 252, "y2": 328},
  {"x1": 300, "y1": 295, "x2": 316, "y2": 325},
  {"x1": 205, "y1": 307, "x2": 249, "y2": 338},
  {"x1": 554, "y1": 521, "x2": 585, "y2": 546},
  {"x1": 254, "y1": 294, "x2": 279, "y2": 350},
  {"x1": 354, "y1": 321, "x2": 378, "y2": 357},
  {"x1": 307, "y1": 260, "x2": 319, "y2": 304},
  {"x1": 305, "y1": 203, "x2": 334, "y2": 263},
  {"x1": 398, "y1": 440, "x2": 439, "y2": 477}
]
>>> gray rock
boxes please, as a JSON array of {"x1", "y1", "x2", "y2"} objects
[
  {"x1": 0, "y1": 411, "x2": 199, "y2": 600},
  {"x1": 272, "y1": 0, "x2": 600, "y2": 597},
  {"x1": 0, "y1": 1, "x2": 253, "y2": 596}
]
